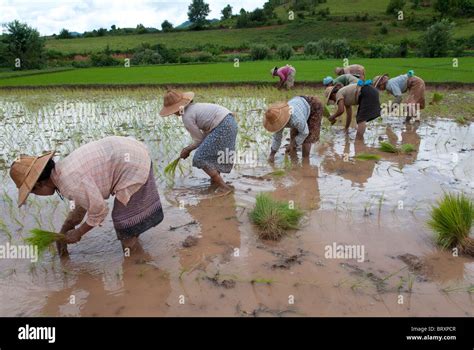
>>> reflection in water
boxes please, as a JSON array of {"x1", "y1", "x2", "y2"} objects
[
  {"x1": 179, "y1": 193, "x2": 241, "y2": 271},
  {"x1": 41, "y1": 253, "x2": 171, "y2": 316},
  {"x1": 321, "y1": 125, "x2": 421, "y2": 187}
]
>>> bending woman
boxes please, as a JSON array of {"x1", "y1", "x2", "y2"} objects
[
  {"x1": 326, "y1": 81, "x2": 381, "y2": 140},
  {"x1": 160, "y1": 90, "x2": 238, "y2": 194},
  {"x1": 9, "y1": 136, "x2": 164, "y2": 255},
  {"x1": 265, "y1": 95, "x2": 323, "y2": 162}
]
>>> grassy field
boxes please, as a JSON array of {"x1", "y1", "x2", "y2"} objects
[{"x1": 0, "y1": 58, "x2": 472, "y2": 86}]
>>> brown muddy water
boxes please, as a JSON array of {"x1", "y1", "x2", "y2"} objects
[{"x1": 0, "y1": 87, "x2": 472, "y2": 317}]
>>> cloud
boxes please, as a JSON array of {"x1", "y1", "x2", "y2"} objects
[{"x1": 0, "y1": 0, "x2": 266, "y2": 35}]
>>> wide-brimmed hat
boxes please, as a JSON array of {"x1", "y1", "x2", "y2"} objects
[
  {"x1": 263, "y1": 102, "x2": 291, "y2": 132},
  {"x1": 325, "y1": 85, "x2": 338, "y2": 105},
  {"x1": 159, "y1": 90, "x2": 195, "y2": 116},
  {"x1": 10, "y1": 151, "x2": 55, "y2": 207},
  {"x1": 373, "y1": 74, "x2": 389, "y2": 88}
]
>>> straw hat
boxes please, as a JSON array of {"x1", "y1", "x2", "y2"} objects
[
  {"x1": 10, "y1": 151, "x2": 55, "y2": 207},
  {"x1": 373, "y1": 74, "x2": 389, "y2": 88},
  {"x1": 325, "y1": 85, "x2": 338, "y2": 105},
  {"x1": 263, "y1": 102, "x2": 291, "y2": 132},
  {"x1": 159, "y1": 90, "x2": 195, "y2": 116}
]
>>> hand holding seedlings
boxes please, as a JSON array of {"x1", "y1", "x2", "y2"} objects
[
  {"x1": 64, "y1": 228, "x2": 84, "y2": 244},
  {"x1": 180, "y1": 147, "x2": 191, "y2": 159}
]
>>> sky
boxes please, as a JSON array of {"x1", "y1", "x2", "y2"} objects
[{"x1": 0, "y1": 0, "x2": 266, "y2": 35}]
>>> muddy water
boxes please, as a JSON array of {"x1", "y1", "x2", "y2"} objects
[{"x1": 0, "y1": 89, "x2": 473, "y2": 316}]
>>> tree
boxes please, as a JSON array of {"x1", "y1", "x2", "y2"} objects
[
  {"x1": 57, "y1": 28, "x2": 72, "y2": 39},
  {"x1": 221, "y1": 4, "x2": 232, "y2": 20},
  {"x1": 420, "y1": 19, "x2": 453, "y2": 57},
  {"x1": 3, "y1": 20, "x2": 45, "y2": 69},
  {"x1": 434, "y1": 0, "x2": 474, "y2": 17},
  {"x1": 135, "y1": 24, "x2": 147, "y2": 34},
  {"x1": 161, "y1": 20, "x2": 173, "y2": 32},
  {"x1": 187, "y1": 0, "x2": 210, "y2": 29}
]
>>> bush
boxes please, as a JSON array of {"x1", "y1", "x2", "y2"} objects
[
  {"x1": 419, "y1": 19, "x2": 453, "y2": 57},
  {"x1": 178, "y1": 51, "x2": 214, "y2": 63},
  {"x1": 380, "y1": 24, "x2": 389, "y2": 34},
  {"x1": 250, "y1": 44, "x2": 271, "y2": 60},
  {"x1": 386, "y1": 0, "x2": 405, "y2": 15},
  {"x1": 131, "y1": 49, "x2": 163, "y2": 65},
  {"x1": 368, "y1": 43, "x2": 400, "y2": 58},
  {"x1": 72, "y1": 60, "x2": 92, "y2": 68},
  {"x1": 331, "y1": 39, "x2": 351, "y2": 58},
  {"x1": 90, "y1": 52, "x2": 120, "y2": 67},
  {"x1": 276, "y1": 44, "x2": 293, "y2": 60},
  {"x1": 304, "y1": 41, "x2": 319, "y2": 56}
]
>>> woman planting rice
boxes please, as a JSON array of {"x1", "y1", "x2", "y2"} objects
[
  {"x1": 335, "y1": 64, "x2": 365, "y2": 80},
  {"x1": 326, "y1": 80, "x2": 381, "y2": 140},
  {"x1": 159, "y1": 90, "x2": 238, "y2": 194},
  {"x1": 372, "y1": 71, "x2": 426, "y2": 122},
  {"x1": 323, "y1": 74, "x2": 358, "y2": 87},
  {"x1": 265, "y1": 95, "x2": 323, "y2": 162},
  {"x1": 271, "y1": 64, "x2": 296, "y2": 90},
  {"x1": 9, "y1": 136, "x2": 163, "y2": 256}
]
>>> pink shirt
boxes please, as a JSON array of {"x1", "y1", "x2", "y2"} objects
[
  {"x1": 276, "y1": 65, "x2": 294, "y2": 82},
  {"x1": 51, "y1": 136, "x2": 151, "y2": 227}
]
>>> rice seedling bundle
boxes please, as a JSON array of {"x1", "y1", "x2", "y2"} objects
[
  {"x1": 25, "y1": 228, "x2": 65, "y2": 256},
  {"x1": 164, "y1": 158, "x2": 181, "y2": 178},
  {"x1": 323, "y1": 105, "x2": 331, "y2": 118},
  {"x1": 249, "y1": 193, "x2": 304, "y2": 240},
  {"x1": 400, "y1": 144, "x2": 416, "y2": 153},
  {"x1": 379, "y1": 141, "x2": 398, "y2": 153},
  {"x1": 354, "y1": 153, "x2": 381, "y2": 161},
  {"x1": 428, "y1": 193, "x2": 474, "y2": 256},
  {"x1": 431, "y1": 92, "x2": 443, "y2": 104}
]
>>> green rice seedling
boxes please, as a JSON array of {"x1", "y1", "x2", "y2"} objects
[
  {"x1": 249, "y1": 193, "x2": 304, "y2": 240},
  {"x1": 428, "y1": 193, "x2": 474, "y2": 256},
  {"x1": 24, "y1": 228, "x2": 65, "y2": 257},
  {"x1": 455, "y1": 116, "x2": 469, "y2": 125},
  {"x1": 266, "y1": 169, "x2": 286, "y2": 177},
  {"x1": 354, "y1": 153, "x2": 381, "y2": 161},
  {"x1": 323, "y1": 105, "x2": 331, "y2": 118},
  {"x1": 164, "y1": 158, "x2": 181, "y2": 178},
  {"x1": 431, "y1": 92, "x2": 443, "y2": 104},
  {"x1": 400, "y1": 143, "x2": 416, "y2": 153},
  {"x1": 379, "y1": 141, "x2": 398, "y2": 153},
  {"x1": 283, "y1": 153, "x2": 292, "y2": 171},
  {"x1": 0, "y1": 218, "x2": 12, "y2": 241}
]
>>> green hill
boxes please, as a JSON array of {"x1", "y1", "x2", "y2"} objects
[{"x1": 44, "y1": 0, "x2": 473, "y2": 56}]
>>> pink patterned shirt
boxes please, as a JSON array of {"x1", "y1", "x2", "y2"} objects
[{"x1": 51, "y1": 136, "x2": 151, "y2": 227}]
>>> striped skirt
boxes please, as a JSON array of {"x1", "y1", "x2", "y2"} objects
[{"x1": 112, "y1": 165, "x2": 164, "y2": 240}]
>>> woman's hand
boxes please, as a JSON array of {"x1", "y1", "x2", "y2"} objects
[
  {"x1": 180, "y1": 148, "x2": 191, "y2": 159},
  {"x1": 268, "y1": 151, "x2": 276, "y2": 163},
  {"x1": 328, "y1": 115, "x2": 337, "y2": 125},
  {"x1": 64, "y1": 228, "x2": 83, "y2": 244}
]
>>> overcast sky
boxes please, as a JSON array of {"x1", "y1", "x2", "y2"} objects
[{"x1": 0, "y1": 0, "x2": 266, "y2": 35}]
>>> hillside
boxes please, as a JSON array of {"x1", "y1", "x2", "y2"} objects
[{"x1": 44, "y1": 0, "x2": 474, "y2": 56}]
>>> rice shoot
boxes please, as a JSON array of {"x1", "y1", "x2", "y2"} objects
[
  {"x1": 249, "y1": 193, "x2": 304, "y2": 240},
  {"x1": 323, "y1": 105, "x2": 331, "y2": 118},
  {"x1": 25, "y1": 228, "x2": 65, "y2": 256}
]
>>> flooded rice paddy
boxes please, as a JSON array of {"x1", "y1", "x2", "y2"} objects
[{"x1": 0, "y1": 87, "x2": 472, "y2": 316}]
